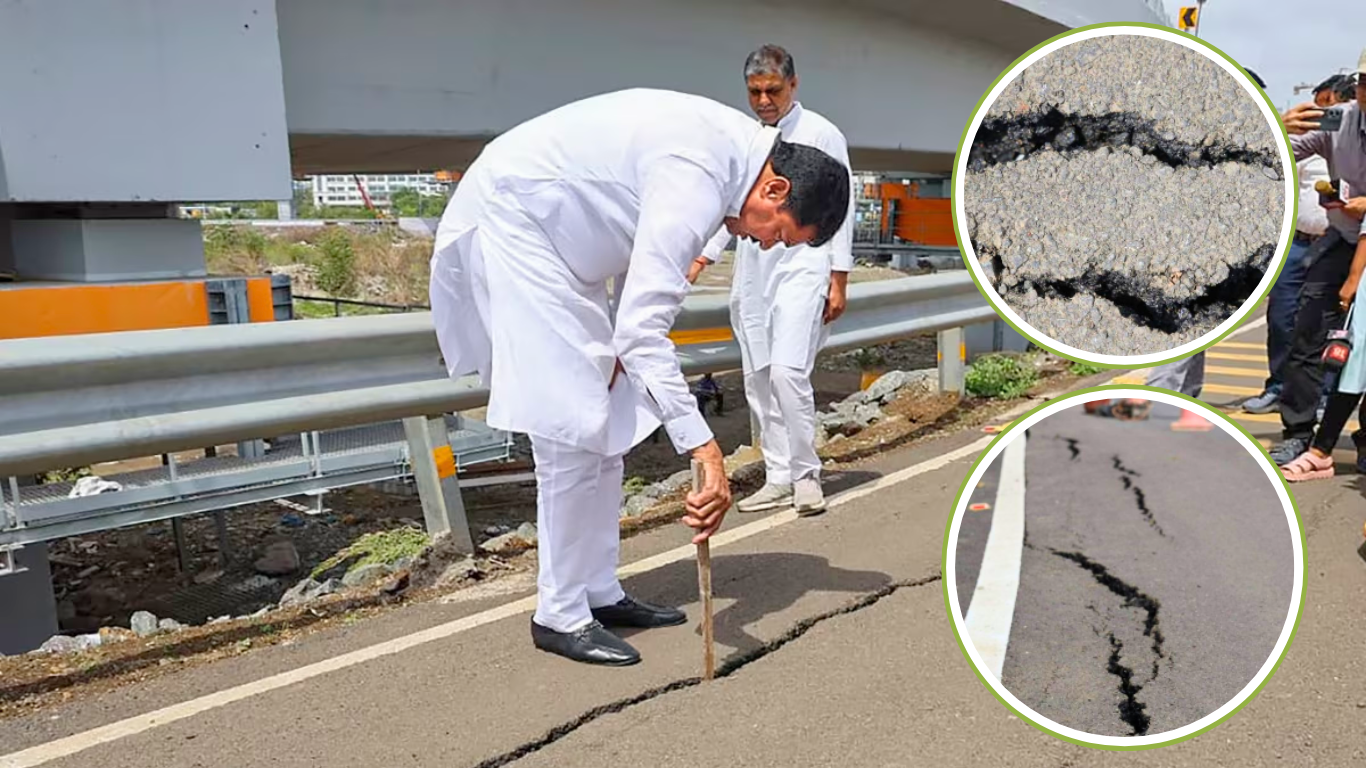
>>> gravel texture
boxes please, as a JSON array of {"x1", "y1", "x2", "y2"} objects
[{"x1": 962, "y1": 34, "x2": 1285, "y2": 357}]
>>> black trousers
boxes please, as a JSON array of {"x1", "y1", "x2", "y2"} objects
[
  {"x1": 1312, "y1": 392, "x2": 1366, "y2": 454},
  {"x1": 1281, "y1": 231, "x2": 1356, "y2": 442}
]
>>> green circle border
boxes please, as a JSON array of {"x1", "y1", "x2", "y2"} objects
[
  {"x1": 948, "y1": 22, "x2": 1299, "y2": 369},
  {"x1": 940, "y1": 383, "x2": 1307, "y2": 750}
]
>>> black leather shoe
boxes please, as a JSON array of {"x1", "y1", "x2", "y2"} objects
[
  {"x1": 591, "y1": 595, "x2": 687, "y2": 628},
  {"x1": 530, "y1": 619, "x2": 640, "y2": 666}
]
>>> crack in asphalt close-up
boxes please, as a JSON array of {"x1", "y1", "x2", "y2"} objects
[
  {"x1": 991, "y1": 245, "x2": 1274, "y2": 336},
  {"x1": 1051, "y1": 550, "x2": 1166, "y2": 736},
  {"x1": 1103, "y1": 630, "x2": 1153, "y2": 736},
  {"x1": 1112, "y1": 456, "x2": 1167, "y2": 538},
  {"x1": 966, "y1": 107, "x2": 1281, "y2": 173},
  {"x1": 471, "y1": 573, "x2": 943, "y2": 768}
]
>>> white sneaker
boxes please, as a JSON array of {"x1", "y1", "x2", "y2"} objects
[
  {"x1": 736, "y1": 482, "x2": 793, "y2": 513},
  {"x1": 793, "y1": 478, "x2": 826, "y2": 517}
]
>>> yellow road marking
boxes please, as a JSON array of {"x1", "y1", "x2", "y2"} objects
[
  {"x1": 1208, "y1": 352, "x2": 1269, "y2": 363},
  {"x1": 1214, "y1": 341, "x2": 1265, "y2": 350},
  {"x1": 1206, "y1": 365, "x2": 1267, "y2": 379},
  {"x1": 1201, "y1": 382, "x2": 1262, "y2": 397},
  {"x1": 669, "y1": 327, "x2": 733, "y2": 345}
]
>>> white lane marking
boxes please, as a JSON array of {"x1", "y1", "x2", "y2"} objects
[
  {"x1": 0, "y1": 434, "x2": 1003, "y2": 768},
  {"x1": 963, "y1": 436, "x2": 1027, "y2": 682}
]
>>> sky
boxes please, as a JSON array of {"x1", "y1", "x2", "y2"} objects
[{"x1": 1159, "y1": 0, "x2": 1360, "y2": 110}]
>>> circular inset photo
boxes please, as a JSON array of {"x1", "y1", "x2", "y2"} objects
[
  {"x1": 944, "y1": 388, "x2": 1302, "y2": 748},
  {"x1": 954, "y1": 24, "x2": 1294, "y2": 364}
]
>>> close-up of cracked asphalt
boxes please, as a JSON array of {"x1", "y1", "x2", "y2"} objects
[
  {"x1": 961, "y1": 33, "x2": 1287, "y2": 356},
  {"x1": 954, "y1": 402, "x2": 1295, "y2": 738}
]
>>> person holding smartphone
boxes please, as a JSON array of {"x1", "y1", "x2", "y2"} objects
[
  {"x1": 1244, "y1": 74, "x2": 1355, "y2": 415},
  {"x1": 1271, "y1": 54, "x2": 1366, "y2": 472}
]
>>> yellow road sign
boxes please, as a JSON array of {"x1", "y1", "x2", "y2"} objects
[{"x1": 1179, "y1": 6, "x2": 1199, "y2": 31}]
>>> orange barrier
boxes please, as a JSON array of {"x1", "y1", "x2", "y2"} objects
[
  {"x1": 0, "y1": 277, "x2": 277, "y2": 340},
  {"x1": 876, "y1": 182, "x2": 957, "y2": 247}
]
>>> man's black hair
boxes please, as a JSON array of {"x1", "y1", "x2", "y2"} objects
[
  {"x1": 1313, "y1": 74, "x2": 1346, "y2": 95},
  {"x1": 766, "y1": 137, "x2": 849, "y2": 247},
  {"x1": 1244, "y1": 68, "x2": 1267, "y2": 90}
]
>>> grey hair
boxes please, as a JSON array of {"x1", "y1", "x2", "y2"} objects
[{"x1": 744, "y1": 44, "x2": 795, "y2": 80}]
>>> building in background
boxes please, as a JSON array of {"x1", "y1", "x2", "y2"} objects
[{"x1": 310, "y1": 173, "x2": 448, "y2": 209}]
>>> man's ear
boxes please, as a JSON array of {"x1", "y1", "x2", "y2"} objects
[{"x1": 762, "y1": 176, "x2": 791, "y2": 201}]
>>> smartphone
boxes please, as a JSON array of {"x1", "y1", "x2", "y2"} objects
[{"x1": 1313, "y1": 106, "x2": 1344, "y2": 133}]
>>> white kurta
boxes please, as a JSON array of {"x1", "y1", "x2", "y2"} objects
[
  {"x1": 701, "y1": 102, "x2": 856, "y2": 374},
  {"x1": 430, "y1": 88, "x2": 781, "y2": 457}
]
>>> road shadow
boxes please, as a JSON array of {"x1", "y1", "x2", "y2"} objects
[
  {"x1": 816, "y1": 469, "x2": 881, "y2": 496},
  {"x1": 617, "y1": 552, "x2": 892, "y2": 655}
]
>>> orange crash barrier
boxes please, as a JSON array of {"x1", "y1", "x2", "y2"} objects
[{"x1": 0, "y1": 276, "x2": 278, "y2": 340}]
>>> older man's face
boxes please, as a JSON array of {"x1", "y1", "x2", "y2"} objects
[{"x1": 747, "y1": 73, "x2": 796, "y2": 126}]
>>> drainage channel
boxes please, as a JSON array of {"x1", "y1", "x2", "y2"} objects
[{"x1": 472, "y1": 574, "x2": 942, "y2": 768}]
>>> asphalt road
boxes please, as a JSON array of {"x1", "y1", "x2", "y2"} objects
[
  {"x1": 980, "y1": 404, "x2": 1294, "y2": 738},
  {"x1": 6, "y1": 325, "x2": 1366, "y2": 767},
  {"x1": 954, "y1": 458, "x2": 1000, "y2": 617}
]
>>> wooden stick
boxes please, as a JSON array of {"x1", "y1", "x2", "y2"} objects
[{"x1": 692, "y1": 459, "x2": 716, "y2": 681}]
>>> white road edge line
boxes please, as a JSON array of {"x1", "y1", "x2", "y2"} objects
[
  {"x1": 963, "y1": 434, "x2": 1026, "y2": 682},
  {"x1": 0, "y1": 432, "x2": 1004, "y2": 768}
]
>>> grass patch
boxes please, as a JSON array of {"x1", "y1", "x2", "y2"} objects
[
  {"x1": 622, "y1": 476, "x2": 649, "y2": 495},
  {"x1": 965, "y1": 354, "x2": 1039, "y2": 400},
  {"x1": 311, "y1": 528, "x2": 430, "y2": 580},
  {"x1": 1069, "y1": 361, "x2": 1108, "y2": 376}
]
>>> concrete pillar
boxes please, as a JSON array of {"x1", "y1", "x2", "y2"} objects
[
  {"x1": 8, "y1": 204, "x2": 205, "y2": 283},
  {"x1": 0, "y1": 543, "x2": 59, "y2": 655},
  {"x1": 938, "y1": 327, "x2": 966, "y2": 394},
  {"x1": 278, "y1": 199, "x2": 294, "y2": 221},
  {"x1": 403, "y1": 414, "x2": 474, "y2": 553}
]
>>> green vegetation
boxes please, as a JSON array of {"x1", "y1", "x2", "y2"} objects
[
  {"x1": 1069, "y1": 361, "x2": 1108, "y2": 376},
  {"x1": 311, "y1": 528, "x2": 430, "y2": 580},
  {"x1": 622, "y1": 476, "x2": 649, "y2": 495},
  {"x1": 964, "y1": 354, "x2": 1040, "y2": 399},
  {"x1": 314, "y1": 228, "x2": 358, "y2": 296},
  {"x1": 204, "y1": 225, "x2": 431, "y2": 307},
  {"x1": 389, "y1": 187, "x2": 450, "y2": 217}
]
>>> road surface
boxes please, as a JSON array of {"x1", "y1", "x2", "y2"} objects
[{"x1": 2, "y1": 322, "x2": 1365, "y2": 766}]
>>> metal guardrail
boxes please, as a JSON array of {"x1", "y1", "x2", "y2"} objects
[
  {"x1": 0, "y1": 273, "x2": 989, "y2": 477},
  {"x1": 0, "y1": 273, "x2": 993, "y2": 546}
]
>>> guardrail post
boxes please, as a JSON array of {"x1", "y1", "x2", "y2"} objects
[
  {"x1": 938, "y1": 326, "x2": 966, "y2": 394},
  {"x1": 403, "y1": 414, "x2": 474, "y2": 553}
]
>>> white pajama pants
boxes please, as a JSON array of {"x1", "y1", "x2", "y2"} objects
[
  {"x1": 530, "y1": 436, "x2": 627, "y2": 633},
  {"x1": 745, "y1": 364, "x2": 821, "y2": 486}
]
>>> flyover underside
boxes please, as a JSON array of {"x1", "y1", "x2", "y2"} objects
[{"x1": 288, "y1": 134, "x2": 957, "y2": 176}]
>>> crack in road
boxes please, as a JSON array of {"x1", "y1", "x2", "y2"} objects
[
  {"x1": 1113, "y1": 457, "x2": 1166, "y2": 537},
  {"x1": 992, "y1": 245, "x2": 1274, "y2": 336},
  {"x1": 1104, "y1": 631, "x2": 1153, "y2": 735},
  {"x1": 967, "y1": 107, "x2": 1280, "y2": 173},
  {"x1": 1051, "y1": 550, "x2": 1165, "y2": 736},
  {"x1": 1064, "y1": 438, "x2": 1080, "y2": 461},
  {"x1": 471, "y1": 574, "x2": 942, "y2": 768}
]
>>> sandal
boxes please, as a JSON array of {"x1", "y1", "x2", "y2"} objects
[{"x1": 1280, "y1": 451, "x2": 1335, "y2": 482}]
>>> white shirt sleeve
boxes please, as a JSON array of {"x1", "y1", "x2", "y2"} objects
[
  {"x1": 612, "y1": 156, "x2": 722, "y2": 453},
  {"x1": 700, "y1": 223, "x2": 733, "y2": 264}
]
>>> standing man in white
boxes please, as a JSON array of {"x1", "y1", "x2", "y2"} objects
[
  {"x1": 430, "y1": 88, "x2": 850, "y2": 667},
  {"x1": 689, "y1": 45, "x2": 857, "y2": 517}
]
